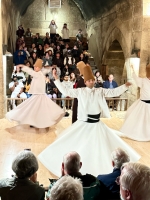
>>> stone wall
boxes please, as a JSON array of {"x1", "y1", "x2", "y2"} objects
[
  {"x1": 87, "y1": 0, "x2": 142, "y2": 84},
  {"x1": 20, "y1": 0, "x2": 86, "y2": 37}
]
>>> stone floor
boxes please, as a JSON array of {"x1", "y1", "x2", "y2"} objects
[{"x1": 0, "y1": 111, "x2": 150, "y2": 187}]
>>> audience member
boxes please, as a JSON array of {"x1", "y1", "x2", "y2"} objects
[
  {"x1": 49, "y1": 20, "x2": 58, "y2": 41},
  {"x1": 29, "y1": 52, "x2": 38, "y2": 66},
  {"x1": 103, "y1": 74, "x2": 118, "y2": 88},
  {"x1": 49, "y1": 176, "x2": 83, "y2": 200},
  {"x1": 25, "y1": 75, "x2": 32, "y2": 98},
  {"x1": 33, "y1": 33, "x2": 43, "y2": 47},
  {"x1": 61, "y1": 23, "x2": 70, "y2": 43},
  {"x1": 9, "y1": 76, "x2": 27, "y2": 109},
  {"x1": 43, "y1": 32, "x2": 51, "y2": 45},
  {"x1": 0, "y1": 150, "x2": 45, "y2": 200},
  {"x1": 63, "y1": 43, "x2": 70, "y2": 56},
  {"x1": 119, "y1": 162, "x2": 150, "y2": 200},
  {"x1": 94, "y1": 71, "x2": 103, "y2": 88},
  {"x1": 13, "y1": 46, "x2": 27, "y2": 65},
  {"x1": 12, "y1": 66, "x2": 26, "y2": 83},
  {"x1": 52, "y1": 52, "x2": 64, "y2": 72},
  {"x1": 25, "y1": 28, "x2": 32, "y2": 37},
  {"x1": 37, "y1": 44, "x2": 44, "y2": 58},
  {"x1": 16, "y1": 25, "x2": 24, "y2": 38},
  {"x1": 42, "y1": 52, "x2": 52, "y2": 67},
  {"x1": 46, "y1": 75, "x2": 57, "y2": 101},
  {"x1": 76, "y1": 29, "x2": 83, "y2": 42},
  {"x1": 46, "y1": 151, "x2": 101, "y2": 200},
  {"x1": 97, "y1": 148, "x2": 130, "y2": 199}
]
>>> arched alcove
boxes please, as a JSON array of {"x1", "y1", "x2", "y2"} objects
[{"x1": 103, "y1": 40, "x2": 125, "y2": 85}]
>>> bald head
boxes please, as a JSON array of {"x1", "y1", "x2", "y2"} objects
[{"x1": 63, "y1": 151, "x2": 81, "y2": 174}]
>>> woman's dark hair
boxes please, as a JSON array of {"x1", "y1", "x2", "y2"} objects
[{"x1": 27, "y1": 75, "x2": 32, "y2": 85}]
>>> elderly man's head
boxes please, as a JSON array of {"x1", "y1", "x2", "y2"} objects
[
  {"x1": 12, "y1": 150, "x2": 38, "y2": 179},
  {"x1": 111, "y1": 148, "x2": 130, "y2": 169},
  {"x1": 62, "y1": 151, "x2": 82, "y2": 175},
  {"x1": 108, "y1": 74, "x2": 114, "y2": 82},
  {"x1": 119, "y1": 163, "x2": 150, "y2": 200},
  {"x1": 50, "y1": 175, "x2": 83, "y2": 200}
]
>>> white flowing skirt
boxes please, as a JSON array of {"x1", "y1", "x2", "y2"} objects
[
  {"x1": 38, "y1": 119, "x2": 140, "y2": 177},
  {"x1": 6, "y1": 94, "x2": 64, "y2": 128},
  {"x1": 121, "y1": 99, "x2": 150, "y2": 141}
]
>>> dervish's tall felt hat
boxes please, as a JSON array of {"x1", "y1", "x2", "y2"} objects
[
  {"x1": 82, "y1": 64, "x2": 95, "y2": 82},
  {"x1": 76, "y1": 61, "x2": 86, "y2": 75},
  {"x1": 34, "y1": 59, "x2": 43, "y2": 69},
  {"x1": 146, "y1": 64, "x2": 150, "y2": 77}
]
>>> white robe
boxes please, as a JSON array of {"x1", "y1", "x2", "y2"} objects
[
  {"x1": 38, "y1": 81, "x2": 140, "y2": 177},
  {"x1": 121, "y1": 73, "x2": 150, "y2": 141}
]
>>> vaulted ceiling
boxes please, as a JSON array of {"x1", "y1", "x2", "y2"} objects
[{"x1": 12, "y1": 0, "x2": 121, "y2": 20}]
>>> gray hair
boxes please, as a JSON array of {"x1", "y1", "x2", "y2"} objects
[
  {"x1": 12, "y1": 150, "x2": 38, "y2": 179},
  {"x1": 120, "y1": 163, "x2": 150, "y2": 200},
  {"x1": 63, "y1": 151, "x2": 81, "y2": 174},
  {"x1": 111, "y1": 148, "x2": 130, "y2": 168},
  {"x1": 50, "y1": 175, "x2": 83, "y2": 200}
]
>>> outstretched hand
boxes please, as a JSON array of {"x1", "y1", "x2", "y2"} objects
[{"x1": 125, "y1": 82, "x2": 132, "y2": 87}]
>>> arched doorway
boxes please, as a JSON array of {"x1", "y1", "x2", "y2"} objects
[{"x1": 103, "y1": 40, "x2": 125, "y2": 85}]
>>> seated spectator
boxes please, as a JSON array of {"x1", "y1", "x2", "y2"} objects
[
  {"x1": 54, "y1": 45, "x2": 63, "y2": 57},
  {"x1": 9, "y1": 76, "x2": 27, "y2": 109},
  {"x1": 72, "y1": 45, "x2": 80, "y2": 63},
  {"x1": 29, "y1": 43, "x2": 36, "y2": 54},
  {"x1": 13, "y1": 46, "x2": 27, "y2": 65},
  {"x1": 12, "y1": 66, "x2": 26, "y2": 83},
  {"x1": 70, "y1": 72, "x2": 77, "y2": 88},
  {"x1": 119, "y1": 162, "x2": 150, "y2": 200},
  {"x1": 49, "y1": 176, "x2": 83, "y2": 200},
  {"x1": 0, "y1": 150, "x2": 45, "y2": 200},
  {"x1": 29, "y1": 52, "x2": 38, "y2": 66},
  {"x1": 25, "y1": 28, "x2": 32, "y2": 37},
  {"x1": 76, "y1": 29, "x2": 83, "y2": 42},
  {"x1": 62, "y1": 64, "x2": 72, "y2": 77},
  {"x1": 52, "y1": 52, "x2": 64, "y2": 72},
  {"x1": 47, "y1": 49, "x2": 53, "y2": 60},
  {"x1": 45, "y1": 75, "x2": 57, "y2": 101},
  {"x1": 103, "y1": 74, "x2": 118, "y2": 88},
  {"x1": 16, "y1": 25, "x2": 24, "y2": 38},
  {"x1": 53, "y1": 33, "x2": 62, "y2": 45},
  {"x1": 58, "y1": 39, "x2": 65, "y2": 50},
  {"x1": 94, "y1": 71, "x2": 103, "y2": 88},
  {"x1": 97, "y1": 148, "x2": 130, "y2": 199},
  {"x1": 42, "y1": 52, "x2": 52, "y2": 67},
  {"x1": 43, "y1": 32, "x2": 51, "y2": 45},
  {"x1": 37, "y1": 44, "x2": 44, "y2": 58},
  {"x1": 33, "y1": 33, "x2": 43, "y2": 47},
  {"x1": 47, "y1": 151, "x2": 101, "y2": 200},
  {"x1": 64, "y1": 52, "x2": 76, "y2": 69},
  {"x1": 79, "y1": 52, "x2": 88, "y2": 64},
  {"x1": 63, "y1": 43, "x2": 70, "y2": 56},
  {"x1": 25, "y1": 75, "x2": 32, "y2": 98}
]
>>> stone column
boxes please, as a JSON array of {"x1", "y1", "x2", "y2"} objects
[{"x1": 0, "y1": 0, "x2": 5, "y2": 118}]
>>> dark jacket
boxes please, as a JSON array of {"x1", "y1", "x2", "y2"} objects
[
  {"x1": 0, "y1": 177, "x2": 45, "y2": 200},
  {"x1": 97, "y1": 168, "x2": 121, "y2": 199},
  {"x1": 103, "y1": 80, "x2": 118, "y2": 89}
]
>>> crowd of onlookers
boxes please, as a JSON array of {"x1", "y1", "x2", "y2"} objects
[
  {"x1": 9, "y1": 22, "x2": 120, "y2": 109},
  {"x1": 0, "y1": 149, "x2": 150, "y2": 200}
]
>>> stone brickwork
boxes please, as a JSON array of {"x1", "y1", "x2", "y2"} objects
[{"x1": 20, "y1": 0, "x2": 86, "y2": 37}]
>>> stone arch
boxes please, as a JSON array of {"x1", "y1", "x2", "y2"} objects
[{"x1": 102, "y1": 19, "x2": 130, "y2": 60}]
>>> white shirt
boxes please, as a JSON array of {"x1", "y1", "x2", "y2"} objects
[{"x1": 9, "y1": 81, "x2": 24, "y2": 95}]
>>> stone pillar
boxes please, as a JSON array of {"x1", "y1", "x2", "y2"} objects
[{"x1": 0, "y1": 0, "x2": 5, "y2": 118}]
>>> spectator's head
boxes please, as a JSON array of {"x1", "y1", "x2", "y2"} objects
[
  {"x1": 70, "y1": 72, "x2": 76, "y2": 80},
  {"x1": 46, "y1": 32, "x2": 49, "y2": 37},
  {"x1": 32, "y1": 52, "x2": 37, "y2": 59},
  {"x1": 12, "y1": 150, "x2": 38, "y2": 179},
  {"x1": 19, "y1": 45, "x2": 23, "y2": 50},
  {"x1": 111, "y1": 148, "x2": 130, "y2": 169},
  {"x1": 78, "y1": 29, "x2": 82, "y2": 34},
  {"x1": 56, "y1": 45, "x2": 61, "y2": 51},
  {"x1": 51, "y1": 20, "x2": 55, "y2": 25},
  {"x1": 119, "y1": 163, "x2": 150, "y2": 200},
  {"x1": 56, "y1": 52, "x2": 60, "y2": 59},
  {"x1": 95, "y1": 71, "x2": 101, "y2": 77},
  {"x1": 63, "y1": 23, "x2": 67, "y2": 29},
  {"x1": 62, "y1": 151, "x2": 82, "y2": 175},
  {"x1": 36, "y1": 33, "x2": 40, "y2": 38},
  {"x1": 80, "y1": 53, "x2": 84, "y2": 60},
  {"x1": 73, "y1": 45, "x2": 78, "y2": 50},
  {"x1": 108, "y1": 74, "x2": 114, "y2": 82},
  {"x1": 63, "y1": 75, "x2": 69, "y2": 81},
  {"x1": 50, "y1": 175, "x2": 83, "y2": 200},
  {"x1": 25, "y1": 60, "x2": 31, "y2": 68},
  {"x1": 65, "y1": 43, "x2": 69, "y2": 49},
  {"x1": 31, "y1": 43, "x2": 36, "y2": 49},
  {"x1": 48, "y1": 50, "x2": 53, "y2": 56},
  {"x1": 12, "y1": 75, "x2": 18, "y2": 82},
  {"x1": 38, "y1": 44, "x2": 43, "y2": 50}
]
